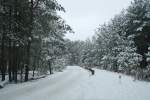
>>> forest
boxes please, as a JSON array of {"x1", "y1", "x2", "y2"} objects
[
  {"x1": 0, "y1": 0, "x2": 150, "y2": 84},
  {"x1": 0, "y1": 0, "x2": 73, "y2": 83},
  {"x1": 67, "y1": 0, "x2": 150, "y2": 81}
]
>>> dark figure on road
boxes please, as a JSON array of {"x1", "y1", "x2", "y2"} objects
[
  {"x1": 84, "y1": 67, "x2": 95, "y2": 76},
  {"x1": 88, "y1": 68, "x2": 95, "y2": 76}
]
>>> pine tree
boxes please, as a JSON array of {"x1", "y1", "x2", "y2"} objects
[
  {"x1": 145, "y1": 47, "x2": 150, "y2": 79},
  {"x1": 126, "y1": 0, "x2": 150, "y2": 69},
  {"x1": 0, "y1": 0, "x2": 72, "y2": 82},
  {"x1": 117, "y1": 35, "x2": 142, "y2": 75}
]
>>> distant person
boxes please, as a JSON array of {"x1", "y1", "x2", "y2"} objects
[
  {"x1": 119, "y1": 75, "x2": 121, "y2": 79},
  {"x1": 91, "y1": 69, "x2": 95, "y2": 75},
  {"x1": 118, "y1": 74, "x2": 122, "y2": 84},
  {"x1": 89, "y1": 68, "x2": 95, "y2": 76}
]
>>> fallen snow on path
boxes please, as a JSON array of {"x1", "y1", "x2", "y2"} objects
[{"x1": 0, "y1": 66, "x2": 150, "y2": 100}]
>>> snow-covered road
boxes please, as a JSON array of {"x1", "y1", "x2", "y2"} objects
[
  {"x1": 0, "y1": 66, "x2": 150, "y2": 100},
  {"x1": 0, "y1": 66, "x2": 89, "y2": 100}
]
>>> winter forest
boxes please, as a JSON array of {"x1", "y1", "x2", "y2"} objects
[
  {"x1": 0, "y1": 0, "x2": 150, "y2": 100},
  {"x1": 0, "y1": 0, "x2": 73, "y2": 82}
]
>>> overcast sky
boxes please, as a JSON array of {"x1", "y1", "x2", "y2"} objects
[{"x1": 58, "y1": 0, "x2": 132, "y2": 41}]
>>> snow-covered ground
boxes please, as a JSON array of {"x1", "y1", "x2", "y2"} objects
[{"x1": 0, "y1": 66, "x2": 150, "y2": 100}]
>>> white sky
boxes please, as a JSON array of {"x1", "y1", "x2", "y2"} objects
[{"x1": 58, "y1": 0, "x2": 132, "y2": 41}]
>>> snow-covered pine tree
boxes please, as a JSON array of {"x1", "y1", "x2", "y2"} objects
[
  {"x1": 126, "y1": 0, "x2": 150, "y2": 70},
  {"x1": 145, "y1": 47, "x2": 150, "y2": 79},
  {"x1": 80, "y1": 39, "x2": 95, "y2": 68},
  {"x1": 117, "y1": 35, "x2": 142, "y2": 75}
]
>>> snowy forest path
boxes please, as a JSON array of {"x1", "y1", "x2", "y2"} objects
[
  {"x1": 1, "y1": 66, "x2": 150, "y2": 100},
  {"x1": 0, "y1": 66, "x2": 89, "y2": 100}
]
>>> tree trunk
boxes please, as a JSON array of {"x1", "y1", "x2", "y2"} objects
[
  {"x1": 1, "y1": 32, "x2": 5, "y2": 81},
  {"x1": 48, "y1": 61, "x2": 53, "y2": 75},
  {"x1": 32, "y1": 56, "x2": 37, "y2": 77},
  {"x1": 8, "y1": 39, "x2": 12, "y2": 82},
  {"x1": 8, "y1": 5, "x2": 12, "y2": 82},
  {"x1": 1, "y1": 0, "x2": 7, "y2": 81},
  {"x1": 20, "y1": 46, "x2": 24, "y2": 82},
  {"x1": 25, "y1": 42, "x2": 30, "y2": 82},
  {"x1": 25, "y1": 0, "x2": 33, "y2": 82}
]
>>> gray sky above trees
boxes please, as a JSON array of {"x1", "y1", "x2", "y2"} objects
[{"x1": 59, "y1": 0, "x2": 132, "y2": 41}]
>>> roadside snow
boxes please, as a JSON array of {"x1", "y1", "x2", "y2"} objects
[
  {"x1": 0, "y1": 66, "x2": 150, "y2": 100},
  {"x1": 83, "y1": 69, "x2": 150, "y2": 100},
  {"x1": 0, "y1": 77, "x2": 9, "y2": 88}
]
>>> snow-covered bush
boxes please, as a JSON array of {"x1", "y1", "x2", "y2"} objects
[
  {"x1": 117, "y1": 35, "x2": 142, "y2": 74},
  {"x1": 145, "y1": 47, "x2": 150, "y2": 79},
  {"x1": 53, "y1": 56, "x2": 68, "y2": 72}
]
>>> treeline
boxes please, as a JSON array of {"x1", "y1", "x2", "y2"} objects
[
  {"x1": 0, "y1": 0, "x2": 72, "y2": 83},
  {"x1": 68, "y1": 0, "x2": 150, "y2": 81}
]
